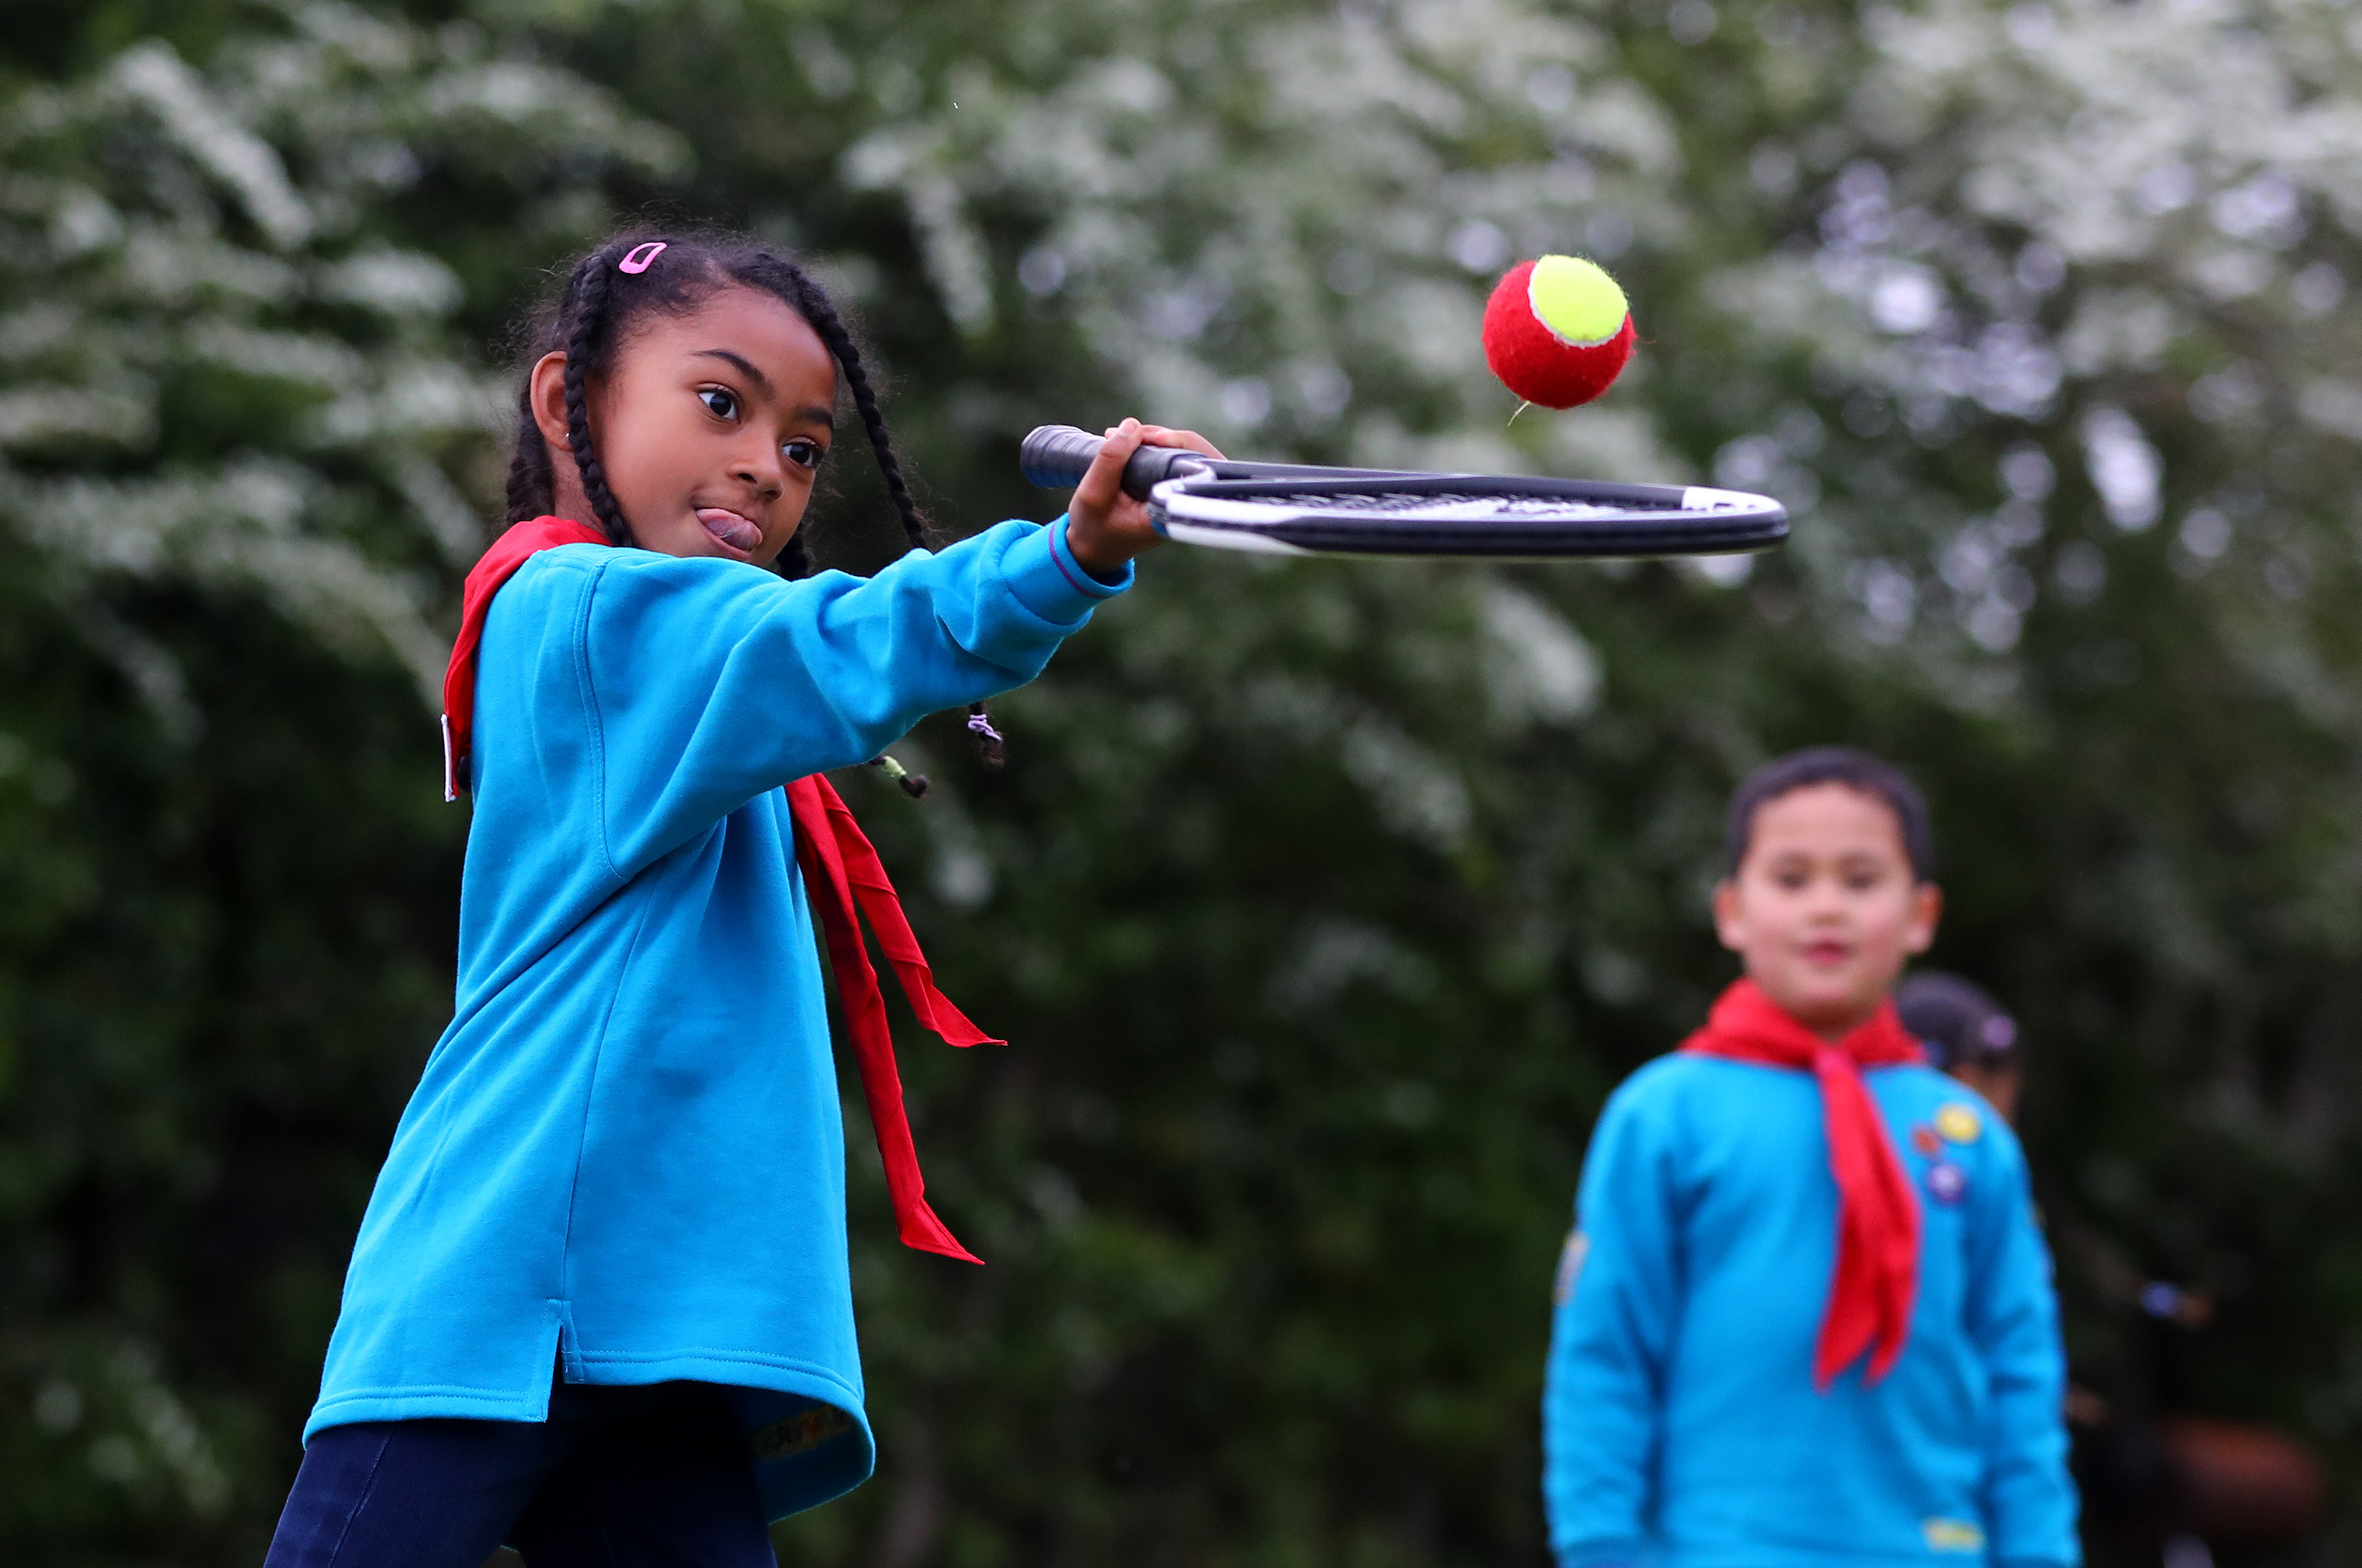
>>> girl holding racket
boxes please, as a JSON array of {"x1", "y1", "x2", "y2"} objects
[{"x1": 264, "y1": 228, "x2": 1213, "y2": 1567}]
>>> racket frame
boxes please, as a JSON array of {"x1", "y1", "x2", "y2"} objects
[
  {"x1": 1015, "y1": 423, "x2": 1787, "y2": 560},
  {"x1": 1145, "y1": 472, "x2": 1787, "y2": 560}
]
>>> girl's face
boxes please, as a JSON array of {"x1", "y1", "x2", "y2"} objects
[
  {"x1": 1712, "y1": 782, "x2": 1943, "y2": 1038},
  {"x1": 530, "y1": 282, "x2": 839, "y2": 566}
]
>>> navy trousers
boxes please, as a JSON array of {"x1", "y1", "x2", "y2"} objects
[{"x1": 262, "y1": 1381, "x2": 776, "y2": 1568}]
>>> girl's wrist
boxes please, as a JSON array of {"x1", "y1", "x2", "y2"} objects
[{"x1": 1064, "y1": 519, "x2": 1130, "y2": 579}]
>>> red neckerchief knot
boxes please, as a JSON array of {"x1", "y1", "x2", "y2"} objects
[
  {"x1": 441, "y1": 516, "x2": 994, "y2": 1264},
  {"x1": 1680, "y1": 977, "x2": 1925, "y2": 1387}
]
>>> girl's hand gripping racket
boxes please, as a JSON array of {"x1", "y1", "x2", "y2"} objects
[{"x1": 1019, "y1": 425, "x2": 1787, "y2": 560}]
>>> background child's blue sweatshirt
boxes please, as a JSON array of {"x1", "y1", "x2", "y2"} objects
[
  {"x1": 307, "y1": 519, "x2": 1127, "y2": 1520},
  {"x1": 1543, "y1": 1054, "x2": 2078, "y2": 1568}
]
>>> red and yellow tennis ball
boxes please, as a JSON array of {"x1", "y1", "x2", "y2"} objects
[{"x1": 1482, "y1": 255, "x2": 1635, "y2": 409}]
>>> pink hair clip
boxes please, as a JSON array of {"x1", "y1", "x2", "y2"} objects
[{"x1": 619, "y1": 241, "x2": 667, "y2": 274}]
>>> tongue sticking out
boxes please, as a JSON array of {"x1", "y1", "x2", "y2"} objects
[{"x1": 697, "y1": 509, "x2": 762, "y2": 551}]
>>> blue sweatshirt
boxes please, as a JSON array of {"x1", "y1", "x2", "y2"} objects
[
  {"x1": 308, "y1": 519, "x2": 1127, "y2": 1520},
  {"x1": 1542, "y1": 1054, "x2": 2078, "y2": 1568}
]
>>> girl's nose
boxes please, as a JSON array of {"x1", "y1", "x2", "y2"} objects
[{"x1": 733, "y1": 451, "x2": 784, "y2": 501}]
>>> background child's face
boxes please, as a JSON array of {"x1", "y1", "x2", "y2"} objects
[
  {"x1": 530, "y1": 283, "x2": 838, "y2": 566},
  {"x1": 1712, "y1": 782, "x2": 1942, "y2": 1036},
  {"x1": 1950, "y1": 1057, "x2": 2023, "y2": 1124}
]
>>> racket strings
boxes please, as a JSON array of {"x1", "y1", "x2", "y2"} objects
[{"x1": 1251, "y1": 489, "x2": 1680, "y2": 520}]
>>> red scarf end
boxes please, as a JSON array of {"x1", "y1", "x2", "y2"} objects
[
  {"x1": 898, "y1": 1206, "x2": 984, "y2": 1265},
  {"x1": 1813, "y1": 1333, "x2": 1906, "y2": 1391},
  {"x1": 447, "y1": 522, "x2": 992, "y2": 1264}
]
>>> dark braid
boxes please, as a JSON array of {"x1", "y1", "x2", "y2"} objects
[
  {"x1": 776, "y1": 272, "x2": 1005, "y2": 766},
  {"x1": 784, "y1": 282, "x2": 931, "y2": 554},
  {"x1": 503, "y1": 390, "x2": 554, "y2": 525},
  {"x1": 498, "y1": 227, "x2": 1008, "y2": 767},
  {"x1": 560, "y1": 253, "x2": 635, "y2": 546},
  {"x1": 498, "y1": 246, "x2": 628, "y2": 534}
]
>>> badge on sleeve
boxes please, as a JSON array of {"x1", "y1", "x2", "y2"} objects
[
  {"x1": 1934, "y1": 1102, "x2": 1983, "y2": 1145},
  {"x1": 1926, "y1": 1161, "x2": 1968, "y2": 1205},
  {"x1": 1910, "y1": 1123, "x2": 1943, "y2": 1158},
  {"x1": 1553, "y1": 1230, "x2": 1591, "y2": 1306},
  {"x1": 1923, "y1": 1518, "x2": 1985, "y2": 1553}
]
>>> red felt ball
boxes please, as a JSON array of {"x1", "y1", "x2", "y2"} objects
[{"x1": 1482, "y1": 259, "x2": 1636, "y2": 409}]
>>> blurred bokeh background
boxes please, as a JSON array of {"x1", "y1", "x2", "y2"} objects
[{"x1": 3, "y1": 0, "x2": 2359, "y2": 1563}]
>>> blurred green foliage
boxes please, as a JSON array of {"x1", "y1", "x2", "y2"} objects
[{"x1": 2, "y1": 0, "x2": 2360, "y2": 1564}]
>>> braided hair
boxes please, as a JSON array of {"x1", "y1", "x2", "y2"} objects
[{"x1": 502, "y1": 228, "x2": 1004, "y2": 767}]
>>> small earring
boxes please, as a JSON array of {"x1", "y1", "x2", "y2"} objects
[{"x1": 619, "y1": 242, "x2": 667, "y2": 274}]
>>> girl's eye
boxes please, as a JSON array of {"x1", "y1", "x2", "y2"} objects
[
  {"x1": 783, "y1": 438, "x2": 824, "y2": 471},
  {"x1": 699, "y1": 387, "x2": 739, "y2": 421}
]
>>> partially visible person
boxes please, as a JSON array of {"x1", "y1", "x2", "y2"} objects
[
  {"x1": 1543, "y1": 746, "x2": 2079, "y2": 1568},
  {"x1": 264, "y1": 227, "x2": 1213, "y2": 1567},
  {"x1": 1899, "y1": 975, "x2": 2327, "y2": 1567},
  {"x1": 1898, "y1": 971, "x2": 2022, "y2": 1124}
]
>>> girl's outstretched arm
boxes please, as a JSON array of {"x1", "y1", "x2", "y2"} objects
[{"x1": 472, "y1": 520, "x2": 1122, "y2": 880}]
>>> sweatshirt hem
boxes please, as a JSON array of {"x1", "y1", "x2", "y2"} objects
[
  {"x1": 304, "y1": 1382, "x2": 554, "y2": 1439},
  {"x1": 1633, "y1": 1547, "x2": 2009, "y2": 1567},
  {"x1": 569, "y1": 1346, "x2": 863, "y2": 1404},
  {"x1": 302, "y1": 1355, "x2": 867, "y2": 1442}
]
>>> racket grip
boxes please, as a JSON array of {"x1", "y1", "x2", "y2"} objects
[{"x1": 1019, "y1": 425, "x2": 1204, "y2": 500}]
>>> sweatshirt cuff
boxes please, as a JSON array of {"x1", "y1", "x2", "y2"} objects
[
  {"x1": 1051, "y1": 515, "x2": 1132, "y2": 593},
  {"x1": 1553, "y1": 1539, "x2": 1650, "y2": 1568},
  {"x1": 1003, "y1": 513, "x2": 1130, "y2": 621}
]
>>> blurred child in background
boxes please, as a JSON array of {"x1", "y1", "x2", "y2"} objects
[
  {"x1": 1899, "y1": 973, "x2": 2325, "y2": 1568},
  {"x1": 1897, "y1": 971, "x2": 2022, "y2": 1127},
  {"x1": 1542, "y1": 747, "x2": 2078, "y2": 1568}
]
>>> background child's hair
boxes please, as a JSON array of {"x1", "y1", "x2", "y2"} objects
[
  {"x1": 1895, "y1": 970, "x2": 2017, "y2": 1070},
  {"x1": 1723, "y1": 746, "x2": 1934, "y2": 881},
  {"x1": 502, "y1": 226, "x2": 1004, "y2": 764}
]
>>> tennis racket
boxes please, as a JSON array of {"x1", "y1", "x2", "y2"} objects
[{"x1": 1018, "y1": 425, "x2": 1787, "y2": 560}]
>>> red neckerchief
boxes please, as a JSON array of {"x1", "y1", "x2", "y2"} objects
[
  {"x1": 1680, "y1": 978, "x2": 1925, "y2": 1387},
  {"x1": 443, "y1": 516, "x2": 993, "y2": 1264}
]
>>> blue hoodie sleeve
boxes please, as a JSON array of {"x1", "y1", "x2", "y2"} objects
[
  {"x1": 549, "y1": 517, "x2": 1125, "y2": 878},
  {"x1": 1542, "y1": 1078, "x2": 1680, "y2": 1567},
  {"x1": 1963, "y1": 1123, "x2": 2080, "y2": 1568}
]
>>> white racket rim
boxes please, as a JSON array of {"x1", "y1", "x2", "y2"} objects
[{"x1": 1147, "y1": 475, "x2": 1788, "y2": 560}]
